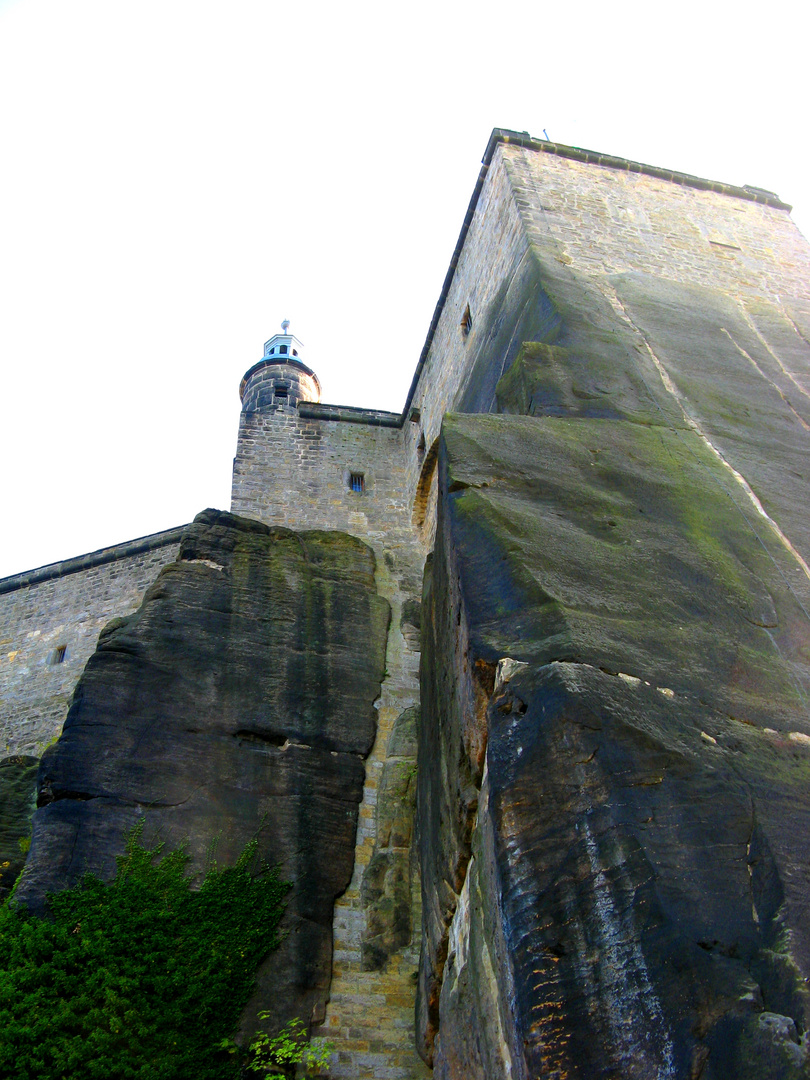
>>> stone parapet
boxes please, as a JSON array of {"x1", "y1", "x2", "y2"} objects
[
  {"x1": 488, "y1": 128, "x2": 793, "y2": 210},
  {"x1": 299, "y1": 402, "x2": 402, "y2": 427},
  {"x1": 0, "y1": 526, "x2": 186, "y2": 596}
]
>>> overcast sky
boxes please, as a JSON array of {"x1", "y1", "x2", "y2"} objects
[{"x1": 1, "y1": 0, "x2": 808, "y2": 577}]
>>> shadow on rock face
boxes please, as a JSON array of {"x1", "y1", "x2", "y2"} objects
[{"x1": 0, "y1": 755, "x2": 38, "y2": 902}]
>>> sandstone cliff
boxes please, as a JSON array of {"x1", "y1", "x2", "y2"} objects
[
  {"x1": 15, "y1": 509, "x2": 390, "y2": 1036},
  {"x1": 417, "y1": 414, "x2": 810, "y2": 1080}
]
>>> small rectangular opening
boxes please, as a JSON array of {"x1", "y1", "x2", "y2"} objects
[
  {"x1": 48, "y1": 644, "x2": 67, "y2": 666},
  {"x1": 349, "y1": 472, "x2": 365, "y2": 494},
  {"x1": 461, "y1": 303, "x2": 473, "y2": 337},
  {"x1": 274, "y1": 387, "x2": 288, "y2": 399}
]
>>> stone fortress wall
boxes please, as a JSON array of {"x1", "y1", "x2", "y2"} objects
[
  {"x1": 229, "y1": 139, "x2": 539, "y2": 555},
  {"x1": 503, "y1": 143, "x2": 810, "y2": 302},
  {"x1": 230, "y1": 133, "x2": 810, "y2": 574},
  {"x1": 232, "y1": 355, "x2": 433, "y2": 1079},
  {"x1": 6, "y1": 131, "x2": 802, "y2": 761},
  {"x1": 2, "y1": 130, "x2": 808, "y2": 1080},
  {"x1": 0, "y1": 528, "x2": 184, "y2": 755},
  {"x1": 225, "y1": 134, "x2": 810, "y2": 1079}
]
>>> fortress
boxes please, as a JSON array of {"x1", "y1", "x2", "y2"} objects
[{"x1": 3, "y1": 130, "x2": 810, "y2": 1079}]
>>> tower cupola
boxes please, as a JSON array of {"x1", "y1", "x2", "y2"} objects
[
  {"x1": 262, "y1": 319, "x2": 303, "y2": 362},
  {"x1": 239, "y1": 320, "x2": 321, "y2": 413}
]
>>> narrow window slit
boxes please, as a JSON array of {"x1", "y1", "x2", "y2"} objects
[{"x1": 48, "y1": 644, "x2": 67, "y2": 666}]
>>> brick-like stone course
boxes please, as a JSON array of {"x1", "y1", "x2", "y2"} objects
[{"x1": 0, "y1": 531, "x2": 183, "y2": 755}]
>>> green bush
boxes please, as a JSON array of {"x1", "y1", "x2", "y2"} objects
[
  {"x1": 244, "y1": 1015, "x2": 333, "y2": 1078},
  {"x1": 0, "y1": 825, "x2": 290, "y2": 1080}
]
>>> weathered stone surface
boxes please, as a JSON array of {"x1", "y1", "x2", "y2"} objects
[
  {"x1": 361, "y1": 705, "x2": 418, "y2": 971},
  {"x1": 15, "y1": 509, "x2": 390, "y2": 1036},
  {"x1": 458, "y1": 241, "x2": 682, "y2": 430},
  {"x1": 612, "y1": 274, "x2": 810, "y2": 569},
  {"x1": 0, "y1": 754, "x2": 38, "y2": 901},
  {"x1": 418, "y1": 415, "x2": 810, "y2": 1079}
]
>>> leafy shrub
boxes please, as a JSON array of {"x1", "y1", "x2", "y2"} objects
[
  {"x1": 244, "y1": 1015, "x2": 333, "y2": 1078},
  {"x1": 0, "y1": 825, "x2": 289, "y2": 1080}
]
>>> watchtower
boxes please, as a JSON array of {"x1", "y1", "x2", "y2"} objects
[{"x1": 238, "y1": 320, "x2": 321, "y2": 413}]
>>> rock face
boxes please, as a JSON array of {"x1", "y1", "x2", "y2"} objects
[
  {"x1": 16, "y1": 509, "x2": 390, "y2": 1034},
  {"x1": 418, "y1": 415, "x2": 810, "y2": 1080},
  {"x1": 0, "y1": 755, "x2": 38, "y2": 901},
  {"x1": 361, "y1": 705, "x2": 419, "y2": 971}
]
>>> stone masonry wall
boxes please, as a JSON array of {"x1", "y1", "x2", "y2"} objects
[
  {"x1": 231, "y1": 404, "x2": 430, "y2": 1078},
  {"x1": 501, "y1": 143, "x2": 810, "y2": 304},
  {"x1": 0, "y1": 530, "x2": 183, "y2": 755},
  {"x1": 316, "y1": 553, "x2": 430, "y2": 1080},
  {"x1": 240, "y1": 359, "x2": 321, "y2": 411},
  {"x1": 401, "y1": 140, "x2": 810, "y2": 549},
  {"x1": 231, "y1": 404, "x2": 412, "y2": 546},
  {"x1": 400, "y1": 150, "x2": 531, "y2": 547}
]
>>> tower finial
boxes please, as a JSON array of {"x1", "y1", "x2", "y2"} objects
[{"x1": 281, "y1": 319, "x2": 290, "y2": 333}]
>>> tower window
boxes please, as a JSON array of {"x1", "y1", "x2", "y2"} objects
[
  {"x1": 461, "y1": 304, "x2": 473, "y2": 337},
  {"x1": 292, "y1": 349, "x2": 298, "y2": 356},
  {"x1": 47, "y1": 644, "x2": 67, "y2": 666},
  {"x1": 280, "y1": 344, "x2": 288, "y2": 355},
  {"x1": 349, "y1": 472, "x2": 365, "y2": 494},
  {"x1": 274, "y1": 386, "x2": 288, "y2": 399}
]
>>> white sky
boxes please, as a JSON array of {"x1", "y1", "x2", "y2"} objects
[{"x1": 1, "y1": 0, "x2": 808, "y2": 577}]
